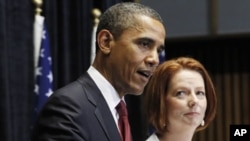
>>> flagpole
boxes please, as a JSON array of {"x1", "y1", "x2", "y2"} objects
[
  {"x1": 33, "y1": 0, "x2": 43, "y2": 16},
  {"x1": 33, "y1": 0, "x2": 44, "y2": 72},
  {"x1": 90, "y1": 8, "x2": 101, "y2": 64},
  {"x1": 92, "y1": 8, "x2": 101, "y2": 26}
]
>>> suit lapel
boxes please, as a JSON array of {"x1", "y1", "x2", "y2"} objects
[
  {"x1": 94, "y1": 101, "x2": 121, "y2": 141},
  {"x1": 78, "y1": 73, "x2": 122, "y2": 141}
]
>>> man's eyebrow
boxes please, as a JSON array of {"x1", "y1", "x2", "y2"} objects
[
  {"x1": 135, "y1": 37, "x2": 165, "y2": 48},
  {"x1": 136, "y1": 37, "x2": 155, "y2": 43}
]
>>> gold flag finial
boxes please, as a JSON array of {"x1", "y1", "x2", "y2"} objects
[
  {"x1": 92, "y1": 8, "x2": 101, "y2": 25},
  {"x1": 33, "y1": 0, "x2": 43, "y2": 15}
]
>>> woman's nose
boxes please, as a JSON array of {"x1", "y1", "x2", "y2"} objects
[{"x1": 188, "y1": 94, "x2": 198, "y2": 107}]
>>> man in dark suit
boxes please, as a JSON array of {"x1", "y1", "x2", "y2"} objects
[{"x1": 31, "y1": 2, "x2": 166, "y2": 141}]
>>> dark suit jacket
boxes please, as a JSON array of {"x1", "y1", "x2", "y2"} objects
[{"x1": 31, "y1": 73, "x2": 122, "y2": 141}]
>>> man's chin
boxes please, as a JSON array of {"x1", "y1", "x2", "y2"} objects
[{"x1": 127, "y1": 91, "x2": 143, "y2": 96}]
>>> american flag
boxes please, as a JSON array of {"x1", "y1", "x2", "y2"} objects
[{"x1": 34, "y1": 23, "x2": 53, "y2": 115}]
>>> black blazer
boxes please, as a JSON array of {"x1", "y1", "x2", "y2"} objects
[{"x1": 31, "y1": 73, "x2": 122, "y2": 141}]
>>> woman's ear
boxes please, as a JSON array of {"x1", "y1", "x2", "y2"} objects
[{"x1": 97, "y1": 29, "x2": 114, "y2": 54}]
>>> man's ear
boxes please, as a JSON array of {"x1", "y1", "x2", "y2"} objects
[{"x1": 97, "y1": 29, "x2": 113, "y2": 54}]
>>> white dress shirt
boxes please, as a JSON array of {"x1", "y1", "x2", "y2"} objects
[
  {"x1": 87, "y1": 66, "x2": 124, "y2": 129},
  {"x1": 146, "y1": 133, "x2": 160, "y2": 141}
]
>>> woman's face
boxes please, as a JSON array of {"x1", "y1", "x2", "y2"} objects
[{"x1": 166, "y1": 69, "x2": 207, "y2": 131}]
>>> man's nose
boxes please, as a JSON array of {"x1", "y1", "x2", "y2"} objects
[{"x1": 146, "y1": 49, "x2": 160, "y2": 68}]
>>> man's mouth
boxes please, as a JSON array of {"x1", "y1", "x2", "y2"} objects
[{"x1": 137, "y1": 70, "x2": 152, "y2": 78}]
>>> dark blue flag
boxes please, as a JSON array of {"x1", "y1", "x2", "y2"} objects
[
  {"x1": 34, "y1": 23, "x2": 53, "y2": 116},
  {"x1": 159, "y1": 49, "x2": 165, "y2": 64}
]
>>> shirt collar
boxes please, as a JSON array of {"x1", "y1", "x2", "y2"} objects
[{"x1": 87, "y1": 66, "x2": 121, "y2": 110}]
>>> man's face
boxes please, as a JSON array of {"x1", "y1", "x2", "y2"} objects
[{"x1": 107, "y1": 15, "x2": 166, "y2": 96}]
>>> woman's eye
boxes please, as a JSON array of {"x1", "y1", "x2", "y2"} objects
[
  {"x1": 176, "y1": 91, "x2": 186, "y2": 97},
  {"x1": 196, "y1": 91, "x2": 206, "y2": 96}
]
